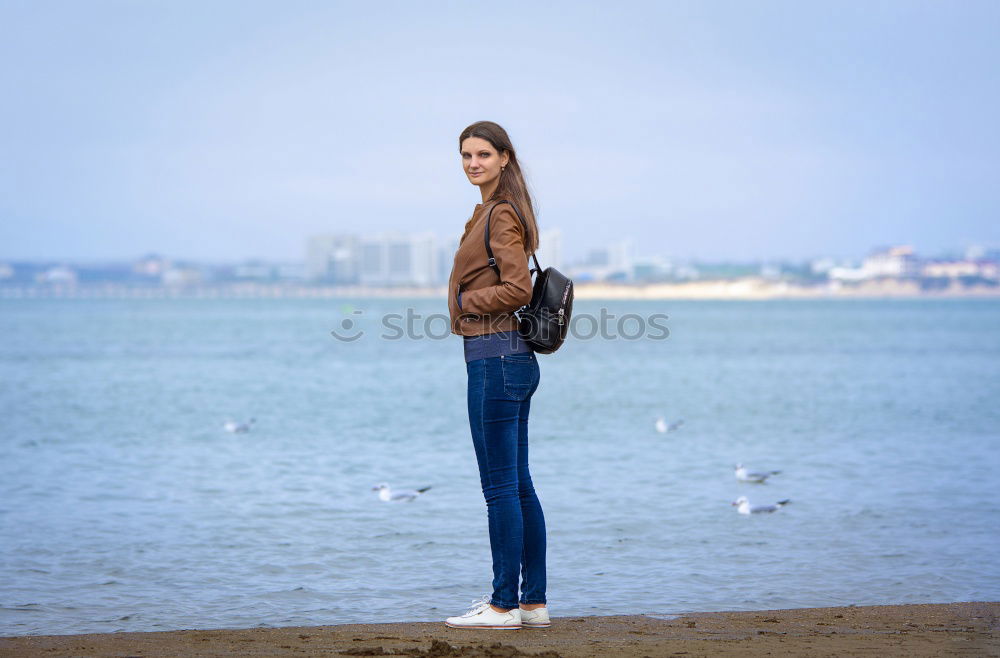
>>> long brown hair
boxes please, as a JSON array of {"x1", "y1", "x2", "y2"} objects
[{"x1": 458, "y1": 121, "x2": 539, "y2": 256}]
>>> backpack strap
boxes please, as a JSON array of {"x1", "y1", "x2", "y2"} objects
[{"x1": 484, "y1": 199, "x2": 543, "y2": 277}]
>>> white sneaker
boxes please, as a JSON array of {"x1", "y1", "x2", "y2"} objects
[
  {"x1": 444, "y1": 595, "x2": 522, "y2": 629},
  {"x1": 519, "y1": 605, "x2": 550, "y2": 628}
]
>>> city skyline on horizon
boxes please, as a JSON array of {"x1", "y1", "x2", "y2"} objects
[{"x1": 2, "y1": 230, "x2": 995, "y2": 269}]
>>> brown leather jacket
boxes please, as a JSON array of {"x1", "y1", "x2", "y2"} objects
[{"x1": 448, "y1": 200, "x2": 534, "y2": 336}]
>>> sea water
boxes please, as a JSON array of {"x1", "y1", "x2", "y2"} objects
[{"x1": 1, "y1": 297, "x2": 998, "y2": 635}]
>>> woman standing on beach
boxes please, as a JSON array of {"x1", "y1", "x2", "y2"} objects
[{"x1": 444, "y1": 121, "x2": 549, "y2": 630}]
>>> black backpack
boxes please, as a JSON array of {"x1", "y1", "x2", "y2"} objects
[{"x1": 484, "y1": 200, "x2": 574, "y2": 354}]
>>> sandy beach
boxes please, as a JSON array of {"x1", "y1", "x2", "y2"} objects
[
  {"x1": 2, "y1": 601, "x2": 996, "y2": 657},
  {"x1": 571, "y1": 278, "x2": 1000, "y2": 300}
]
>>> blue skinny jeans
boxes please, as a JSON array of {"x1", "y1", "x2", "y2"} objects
[{"x1": 466, "y1": 352, "x2": 546, "y2": 610}]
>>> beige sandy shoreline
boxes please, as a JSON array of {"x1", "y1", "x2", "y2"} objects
[
  {"x1": 1, "y1": 601, "x2": 996, "y2": 657},
  {"x1": 573, "y1": 278, "x2": 1000, "y2": 299}
]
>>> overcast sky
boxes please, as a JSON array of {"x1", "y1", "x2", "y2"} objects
[{"x1": 1, "y1": 0, "x2": 998, "y2": 264}]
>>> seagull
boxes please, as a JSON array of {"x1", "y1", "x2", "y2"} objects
[
  {"x1": 735, "y1": 463, "x2": 780, "y2": 483},
  {"x1": 223, "y1": 418, "x2": 256, "y2": 433},
  {"x1": 732, "y1": 495, "x2": 790, "y2": 515},
  {"x1": 655, "y1": 417, "x2": 683, "y2": 433},
  {"x1": 372, "y1": 483, "x2": 432, "y2": 503}
]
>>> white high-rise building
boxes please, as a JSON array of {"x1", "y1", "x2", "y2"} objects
[
  {"x1": 534, "y1": 229, "x2": 563, "y2": 271},
  {"x1": 862, "y1": 245, "x2": 919, "y2": 278},
  {"x1": 306, "y1": 234, "x2": 359, "y2": 283},
  {"x1": 359, "y1": 232, "x2": 438, "y2": 287},
  {"x1": 308, "y1": 231, "x2": 447, "y2": 287},
  {"x1": 409, "y1": 233, "x2": 438, "y2": 286},
  {"x1": 438, "y1": 238, "x2": 458, "y2": 285},
  {"x1": 607, "y1": 239, "x2": 634, "y2": 277}
]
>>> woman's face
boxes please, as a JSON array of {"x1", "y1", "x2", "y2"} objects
[{"x1": 461, "y1": 137, "x2": 509, "y2": 191}]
